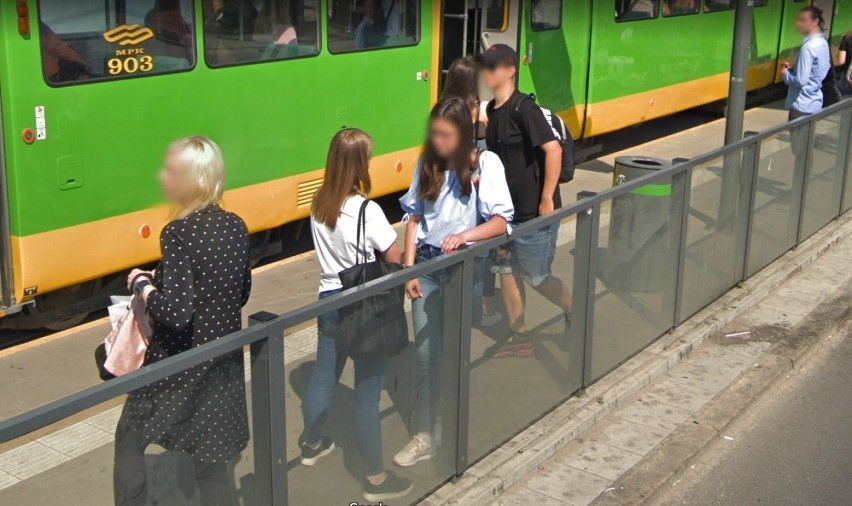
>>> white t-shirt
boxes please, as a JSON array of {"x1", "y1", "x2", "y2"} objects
[{"x1": 311, "y1": 195, "x2": 397, "y2": 293}]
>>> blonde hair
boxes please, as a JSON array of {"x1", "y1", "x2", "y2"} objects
[{"x1": 168, "y1": 136, "x2": 226, "y2": 218}]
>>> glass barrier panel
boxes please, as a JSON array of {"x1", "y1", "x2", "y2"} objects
[
  {"x1": 283, "y1": 264, "x2": 461, "y2": 505},
  {"x1": 746, "y1": 127, "x2": 804, "y2": 277},
  {"x1": 0, "y1": 357, "x2": 257, "y2": 504},
  {"x1": 842, "y1": 109, "x2": 852, "y2": 214},
  {"x1": 800, "y1": 113, "x2": 846, "y2": 240},
  {"x1": 680, "y1": 150, "x2": 750, "y2": 320},
  {"x1": 467, "y1": 213, "x2": 585, "y2": 464},
  {"x1": 590, "y1": 175, "x2": 682, "y2": 380}
]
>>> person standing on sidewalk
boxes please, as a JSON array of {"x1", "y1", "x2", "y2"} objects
[
  {"x1": 299, "y1": 129, "x2": 412, "y2": 502},
  {"x1": 394, "y1": 97, "x2": 514, "y2": 467},
  {"x1": 782, "y1": 6, "x2": 831, "y2": 121},
  {"x1": 478, "y1": 44, "x2": 573, "y2": 359}
]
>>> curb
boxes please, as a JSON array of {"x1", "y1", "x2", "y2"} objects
[
  {"x1": 425, "y1": 212, "x2": 852, "y2": 506},
  {"x1": 591, "y1": 282, "x2": 852, "y2": 505}
]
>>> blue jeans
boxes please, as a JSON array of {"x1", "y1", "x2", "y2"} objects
[
  {"x1": 491, "y1": 223, "x2": 559, "y2": 287},
  {"x1": 301, "y1": 289, "x2": 387, "y2": 476},
  {"x1": 410, "y1": 246, "x2": 447, "y2": 436}
]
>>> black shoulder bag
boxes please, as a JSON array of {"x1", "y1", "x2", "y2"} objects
[
  {"x1": 338, "y1": 200, "x2": 408, "y2": 359},
  {"x1": 823, "y1": 47, "x2": 844, "y2": 108}
]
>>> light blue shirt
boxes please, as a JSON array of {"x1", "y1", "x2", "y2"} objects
[
  {"x1": 383, "y1": 0, "x2": 400, "y2": 37},
  {"x1": 400, "y1": 151, "x2": 514, "y2": 249},
  {"x1": 785, "y1": 34, "x2": 831, "y2": 114}
]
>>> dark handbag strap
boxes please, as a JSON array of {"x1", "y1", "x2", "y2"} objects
[{"x1": 355, "y1": 198, "x2": 370, "y2": 265}]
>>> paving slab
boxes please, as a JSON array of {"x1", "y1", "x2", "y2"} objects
[
  {"x1": 521, "y1": 463, "x2": 611, "y2": 506},
  {"x1": 559, "y1": 442, "x2": 645, "y2": 481}
]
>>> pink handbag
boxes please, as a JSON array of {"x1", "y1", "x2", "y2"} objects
[{"x1": 96, "y1": 295, "x2": 154, "y2": 379}]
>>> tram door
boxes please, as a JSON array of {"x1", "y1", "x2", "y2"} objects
[
  {"x1": 440, "y1": 1, "x2": 521, "y2": 84},
  {"x1": 812, "y1": 0, "x2": 835, "y2": 38}
]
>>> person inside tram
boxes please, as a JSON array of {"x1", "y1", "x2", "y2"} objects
[
  {"x1": 382, "y1": 0, "x2": 401, "y2": 37},
  {"x1": 441, "y1": 56, "x2": 502, "y2": 328},
  {"x1": 40, "y1": 23, "x2": 90, "y2": 83},
  {"x1": 117, "y1": 137, "x2": 252, "y2": 506},
  {"x1": 395, "y1": 97, "x2": 513, "y2": 467},
  {"x1": 145, "y1": 0, "x2": 193, "y2": 60},
  {"x1": 625, "y1": 0, "x2": 658, "y2": 18},
  {"x1": 255, "y1": 0, "x2": 299, "y2": 46},
  {"x1": 664, "y1": 0, "x2": 698, "y2": 16},
  {"x1": 355, "y1": 0, "x2": 388, "y2": 49},
  {"x1": 300, "y1": 129, "x2": 412, "y2": 502},
  {"x1": 205, "y1": 0, "x2": 259, "y2": 63}
]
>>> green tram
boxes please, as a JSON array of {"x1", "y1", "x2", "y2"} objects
[{"x1": 0, "y1": 0, "x2": 849, "y2": 328}]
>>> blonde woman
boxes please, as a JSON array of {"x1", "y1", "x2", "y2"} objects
[{"x1": 116, "y1": 137, "x2": 252, "y2": 506}]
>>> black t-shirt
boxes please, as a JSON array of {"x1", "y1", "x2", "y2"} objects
[
  {"x1": 841, "y1": 34, "x2": 852, "y2": 78},
  {"x1": 486, "y1": 91, "x2": 562, "y2": 223}
]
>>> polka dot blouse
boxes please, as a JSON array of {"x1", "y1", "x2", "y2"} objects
[{"x1": 117, "y1": 205, "x2": 253, "y2": 462}]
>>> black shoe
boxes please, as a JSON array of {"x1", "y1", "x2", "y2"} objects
[
  {"x1": 559, "y1": 312, "x2": 574, "y2": 352},
  {"x1": 362, "y1": 470, "x2": 413, "y2": 502},
  {"x1": 300, "y1": 436, "x2": 335, "y2": 466}
]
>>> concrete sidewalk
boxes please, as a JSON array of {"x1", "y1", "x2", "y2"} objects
[{"x1": 432, "y1": 212, "x2": 852, "y2": 506}]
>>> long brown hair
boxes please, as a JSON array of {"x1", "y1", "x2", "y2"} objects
[
  {"x1": 418, "y1": 97, "x2": 475, "y2": 201},
  {"x1": 313, "y1": 129, "x2": 373, "y2": 230},
  {"x1": 442, "y1": 56, "x2": 479, "y2": 112}
]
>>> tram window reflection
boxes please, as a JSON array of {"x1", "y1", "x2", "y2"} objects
[
  {"x1": 615, "y1": 0, "x2": 660, "y2": 21},
  {"x1": 38, "y1": 0, "x2": 196, "y2": 85},
  {"x1": 203, "y1": 0, "x2": 320, "y2": 66},
  {"x1": 485, "y1": 0, "x2": 507, "y2": 32},
  {"x1": 704, "y1": 0, "x2": 734, "y2": 12},
  {"x1": 327, "y1": 0, "x2": 420, "y2": 53},
  {"x1": 663, "y1": 0, "x2": 700, "y2": 17},
  {"x1": 532, "y1": 0, "x2": 562, "y2": 31}
]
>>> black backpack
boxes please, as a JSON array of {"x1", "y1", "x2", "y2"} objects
[{"x1": 488, "y1": 93, "x2": 576, "y2": 183}]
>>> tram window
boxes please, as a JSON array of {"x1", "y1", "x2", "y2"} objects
[
  {"x1": 203, "y1": 0, "x2": 320, "y2": 66},
  {"x1": 532, "y1": 0, "x2": 562, "y2": 31},
  {"x1": 327, "y1": 0, "x2": 420, "y2": 53},
  {"x1": 616, "y1": 0, "x2": 660, "y2": 22},
  {"x1": 704, "y1": 0, "x2": 734, "y2": 11},
  {"x1": 38, "y1": 0, "x2": 196, "y2": 85},
  {"x1": 663, "y1": 0, "x2": 700, "y2": 17},
  {"x1": 485, "y1": 1, "x2": 508, "y2": 32}
]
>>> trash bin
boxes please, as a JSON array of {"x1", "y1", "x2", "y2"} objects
[{"x1": 603, "y1": 156, "x2": 673, "y2": 292}]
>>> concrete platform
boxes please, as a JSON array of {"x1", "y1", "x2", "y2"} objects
[{"x1": 0, "y1": 103, "x2": 790, "y2": 504}]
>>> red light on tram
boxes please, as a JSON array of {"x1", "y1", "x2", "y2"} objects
[
  {"x1": 139, "y1": 224, "x2": 152, "y2": 239},
  {"x1": 395, "y1": 161, "x2": 403, "y2": 173},
  {"x1": 17, "y1": 1, "x2": 30, "y2": 36}
]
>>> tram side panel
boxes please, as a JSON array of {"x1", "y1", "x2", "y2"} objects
[
  {"x1": 585, "y1": 1, "x2": 784, "y2": 138},
  {"x1": 0, "y1": 0, "x2": 435, "y2": 308}
]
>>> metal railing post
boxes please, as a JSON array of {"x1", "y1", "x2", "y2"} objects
[
  {"x1": 573, "y1": 192, "x2": 600, "y2": 389},
  {"x1": 740, "y1": 133, "x2": 760, "y2": 280},
  {"x1": 837, "y1": 109, "x2": 852, "y2": 215},
  {"x1": 672, "y1": 168, "x2": 692, "y2": 327},
  {"x1": 249, "y1": 312, "x2": 287, "y2": 506},
  {"x1": 794, "y1": 120, "x2": 816, "y2": 246},
  {"x1": 454, "y1": 252, "x2": 474, "y2": 477}
]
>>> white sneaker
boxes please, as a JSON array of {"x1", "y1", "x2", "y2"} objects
[
  {"x1": 393, "y1": 433, "x2": 434, "y2": 467},
  {"x1": 480, "y1": 310, "x2": 503, "y2": 328}
]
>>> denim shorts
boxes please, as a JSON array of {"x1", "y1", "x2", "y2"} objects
[{"x1": 491, "y1": 223, "x2": 559, "y2": 287}]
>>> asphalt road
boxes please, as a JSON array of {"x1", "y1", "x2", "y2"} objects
[{"x1": 654, "y1": 325, "x2": 852, "y2": 506}]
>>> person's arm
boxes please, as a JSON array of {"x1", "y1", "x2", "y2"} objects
[
  {"x1": 441, "y1": 216, "x2": 507, "y2": 253},
  {"x1": 241, "y1": 252, "x2": 252, "y2": 308},
  {"x1": 403, "y1": 217, "x2": 422, "y2": 299},
  {"x1": 539, "y1": 140, "x2": 562, "y2": 216},
  {"x1": 144, "y1": 229, "x2": 196, "y2": 333},
  {"x1": 379, "y1": 243, "x2": 402, "y2": 264},
  {"x1": 784, "y1": 45, "x2": 813, "y2": 88},
  {"x1": 838, "y1": 50, "x2": 847, "y2": 67}
]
